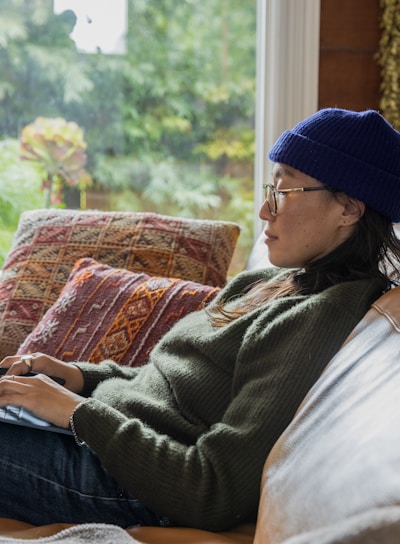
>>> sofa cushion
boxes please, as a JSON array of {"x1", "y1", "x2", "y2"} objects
[
  {"x1": 254, "y1": 286, "x2": 400, "y2": 544},
  {"x1": 16, "y1": 258, "x2": 220, "y2": 367},
  {"x1": 281, "y1": 506, "x2": 400, "y2": 543},
  {"x1": 0, "y1": 209, "x2": 239, "y2": 359}
]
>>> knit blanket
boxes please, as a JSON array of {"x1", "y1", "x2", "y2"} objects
[{"x1": 0, "y1": 524, "x2": 136, "y2": 544}]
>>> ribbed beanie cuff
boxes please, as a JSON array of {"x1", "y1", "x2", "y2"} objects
[{"x1": 268, "y1": 108, "x2": 400, "y2": 222}]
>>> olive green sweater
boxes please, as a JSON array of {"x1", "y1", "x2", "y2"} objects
[{"x1": 73, "y1": 268, "x2": 385, "y2": 531}]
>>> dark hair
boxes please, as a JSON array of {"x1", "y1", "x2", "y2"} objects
[{"x1": 207, "y1": 207, "x2": 400, "y2": 327}]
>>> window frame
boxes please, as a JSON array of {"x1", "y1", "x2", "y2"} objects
[{"x1": 254, "y1": 0, "x2": 321, "y2": 236}]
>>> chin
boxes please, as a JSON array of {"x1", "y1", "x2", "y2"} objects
[
  {"x1": 269, "y1": 259, "x2": 289, "y2": 268},
  {"x1": 269, "y1": 255, "x2": 301, "y2": 269}
]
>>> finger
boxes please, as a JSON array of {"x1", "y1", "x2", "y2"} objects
[
  {"x1": 0, "y1": 360, "x2": 29, "y2": 377},
  {"x1": 20, "y1": 355, "x2": 34, "y2": 372},
  {"x1": 0, "y1": 374, "x2": 27, "y2": 387},
  {"x1": 0, "y1": 375, "x2": 22, "y2": 395},
  {"x1": 0, "y1": 355, "x2": 20, "y2": 369},
  {"x1": 0, "y1": 374, "x2": 16, "y2": 383},
  {"x1": 0, "y1": 377, "x2": 29, "y2": 408}
]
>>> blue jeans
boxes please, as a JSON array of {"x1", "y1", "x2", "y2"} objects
[{"x1": 0, "y1": 422, "x2": 170, "y2": 528}]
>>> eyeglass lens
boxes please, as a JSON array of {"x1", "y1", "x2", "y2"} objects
[{"x1": 264, "y1": 185, "x2": 277, "y2": 215}]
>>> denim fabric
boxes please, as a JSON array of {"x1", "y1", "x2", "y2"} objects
[{"x1": 0, "y1": 422, "x2": 170, "y2": 528}]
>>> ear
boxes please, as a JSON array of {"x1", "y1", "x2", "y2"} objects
[{"x1": 339, "y1": 195, "x2": 365, "y2": 226}]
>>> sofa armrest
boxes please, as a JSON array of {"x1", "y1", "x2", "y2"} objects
[
  {"x1": 0, "y1": 518, "x2": 255, "y2": 543},
  {"x1": 128, "y1": 523, "x2": 255, "y2": 543},
  {"x1": 254, "y1": 285, "x2": 400, "y2": 543}
]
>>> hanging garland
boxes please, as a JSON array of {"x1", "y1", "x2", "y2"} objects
[{"x1": 377, "y1": 0, "x2": 400, "y2": 130}]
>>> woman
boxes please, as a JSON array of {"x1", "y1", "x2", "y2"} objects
[{"x1": 1, "y1": 108, "x2": 400, "y2": 532}]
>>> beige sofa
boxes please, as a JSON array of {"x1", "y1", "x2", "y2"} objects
[{"x1": 1, "y1": 213, "x2": 400, "y2": 542}]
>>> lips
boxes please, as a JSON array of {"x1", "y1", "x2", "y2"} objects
[{"x1": 264, "y1": 231, "x2": 278, "y2": 244}]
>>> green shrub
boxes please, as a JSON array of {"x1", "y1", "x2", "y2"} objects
[{"x1": 0, "y1": 139, "x2": 44, "y2": 266}]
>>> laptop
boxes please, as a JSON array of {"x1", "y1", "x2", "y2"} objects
[
  {"x1": 0, "y1": 368, "x2": 73, "y2": 435},
  {"x1": 0, "y1": 404, "x2": 73, "y2": 435}
]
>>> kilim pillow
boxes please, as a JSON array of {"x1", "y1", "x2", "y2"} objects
[
  {"x1": 0, "y1": 209, "x2": 239, "y2": 359},
  {"x1": 17, "y1": 258, "x2": 220, "y2": 367}
]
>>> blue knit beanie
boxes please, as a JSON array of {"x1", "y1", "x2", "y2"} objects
[{"x1": 268, "y1": 108, "x2": 400, "y2": 222}]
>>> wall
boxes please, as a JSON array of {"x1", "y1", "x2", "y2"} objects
[{"x1": 318, "y1": 0, "x2": 381, "y2": 111}]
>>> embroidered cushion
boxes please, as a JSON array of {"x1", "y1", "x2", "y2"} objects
[
  {"x1": 0, "y1": 209, "x2": 239, "y2": 358},
  {"x1": 17, "y1": 258, "x2": 220, "y2": 367}
]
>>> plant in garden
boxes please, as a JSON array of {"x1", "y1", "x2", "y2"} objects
[
  {"x1": 377, "y1": 0, "x2": 400, "y2": 130},
  {"x1": 2, "y1": 0, "x2": 255, "y2": 271},
  {"x1": 0, "y1": 139, "x2": 44, "y2": 267},
  {"x1": 20, "y1": 117, "x2": 92, "y2": 207}
]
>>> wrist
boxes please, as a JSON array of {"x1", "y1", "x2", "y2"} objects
[
  {"x1": 69, "y1": 401, "x2": 86, "y2": 446},
  {"x1": 67, "y1": 364, "x2": 85, "y2": 393}
]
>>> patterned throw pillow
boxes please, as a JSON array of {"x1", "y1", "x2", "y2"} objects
[
  {"x1": 17, "y1": 258, "x2": 220, "y2": 367},
  {"x1": 0, "y1": 209, "x2": 239, "y2": 359}
]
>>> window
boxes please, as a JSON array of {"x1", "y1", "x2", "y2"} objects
[
  {"x1": 255, "y1": 0, "x2": 320, "y2": 236},
  {"x1": 54, "y1": 0, "x2": 128, "y2": 54},
  {"x1": 0, "y1": 0, "x2": 256, "y2": 273}
]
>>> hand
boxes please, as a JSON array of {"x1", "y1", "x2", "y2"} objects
[
  {"x1": 0, "y1": 372, "x2": 84, "y2": 428},
  {"x1": 0, "y1": 353, "x2": 84, "y2": 393}
]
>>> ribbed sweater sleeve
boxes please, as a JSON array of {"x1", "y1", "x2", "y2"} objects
[{"x1": 72, "y1": 270, "x2": 385, "y2": 531}]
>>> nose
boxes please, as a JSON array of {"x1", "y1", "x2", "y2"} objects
[{"x1": 259, "y1": 198, "x2": 274, "y2": 221}]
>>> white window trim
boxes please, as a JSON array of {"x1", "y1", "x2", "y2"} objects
[{"x1": 254, "y1": 0, "x2": 321, "y2": 237}]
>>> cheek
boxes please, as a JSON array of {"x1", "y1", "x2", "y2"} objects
[
  {"x1": 287, "y1": 212, "x2": 329, "y2": 252},
  {"x1": 288, "y1": 211, "x2": 314, "y2": 239}
]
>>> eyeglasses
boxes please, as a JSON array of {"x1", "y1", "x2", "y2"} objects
[{"x1": 262, "y1": 184, "x2": 335, "y2": 216}]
